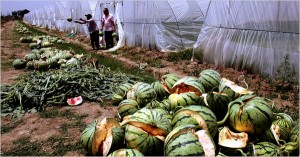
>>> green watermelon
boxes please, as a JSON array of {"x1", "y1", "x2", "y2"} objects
[
  {"x1": 252, "y1": 142, "x2": 281, "y2": 156},
  {"x1": 151, "y1": 81, "x2": 169, "y2": 100},
  {"x1": 198, "y1": 69, "x2": 221, "y2": 92},
  {"x1": 172, "y1": 105, "x2": 218, "y2": 137},
  {"x1": 13, "y1": 59, "x2": 27, "y2": 69},
  {"x1": 164, "y1": 124, "x2": 215, "y2": 156},
  {"x1": 290, "y1": 124, "x2": 299, "y2": 144},
  {"x1": 91, "y1": 117, "x2": 124, "y2": 156},
  {"x1": 107, "y1": 148, "x2": 144, "y2": 157},
  {"x1": 171, "y1": 76, "x2": 205, "y2": 95},
  {"x1": 218, "y1": 78, "x2": 253, "y2": 99},
  {"x1": 200, "y1": 92, "x2": 232, "y2": 121},
  {"x1": 168, "y1": 92, "x2": 201, "y2": 113},
  {"x1": 81, "y1": 119, "x2": 97, "y2": 155},
  {"x1": 117, "y1": 99, "x2": 139, "y2": 120},
  {"x1": 218, "y1": 95, "x2": 274, "y2": 136},
  {"x1": 161, "y1": 73, "x2": 180, "y2": 93},
  {"x1": 134, "y1": 83, "x2": 156, "y2": 107},
  {"x1": 123, "y1": 108, "x2": 172, "y2": 156}
]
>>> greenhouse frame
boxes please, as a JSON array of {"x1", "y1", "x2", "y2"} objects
[{"x1": 23, "y1": 0, "x2": 299, "y2": 78}]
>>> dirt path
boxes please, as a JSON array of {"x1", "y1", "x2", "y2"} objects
[{"x1": 0, "y1": 21, "x2": 118, "y2": 156}]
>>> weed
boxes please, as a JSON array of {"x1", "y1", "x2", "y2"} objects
[
  {"x1": 3, "y1": 136, "x2": 46, "y2": 156},
  {"x1": 1, "y1": 119, "x2": 23, "y2": 134},
  {"x1": 167, "y1": 48, "x2": 193, "y2": 62},
  {"x1": 147, "y1": 58, "x2": 165, "y2": 68},
  {"x1": 274, "y1": 54, "x2": 298, "y2": 91}
]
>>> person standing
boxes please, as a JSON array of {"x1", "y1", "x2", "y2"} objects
[
  {"x1": 75, "y1": 14, "x2": 100, "y2": 50},
  {"x1": 101, "y1": 8, "x2": 116, "y2": 50}
]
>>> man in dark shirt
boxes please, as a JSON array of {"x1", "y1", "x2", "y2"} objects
[{"x1": 75, "y1": 14, "x2": 100, "y2": 50}]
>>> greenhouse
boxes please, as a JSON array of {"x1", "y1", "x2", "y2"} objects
[
  {"x1": 23, "y1": 0, "x2": 299, "y2": 78},
  {"x1": 1, "y1": 0, "x2": 299, "y2": 156}
]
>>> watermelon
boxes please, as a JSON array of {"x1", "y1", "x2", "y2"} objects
[
  {"x1": 81, "y1": 119, "x2": 97, "y2": 155},
  {"x1": 24, "y1": 53, "x2": 38, "y2": 61},
  {"x1": 117, "y1": 99, "x2": 139, "y2": 120},
  {"x1": 107, "y1": 148, "x2": 144, "y2": 157},
  {"x1": 151, "y1": 81, "x2": 169, "y2": 100},
  {"x1": 123, "y1": 108, "x2": 172, "y2": 156},
  {"x1": 134, "y1": 83, "x2": 156, "y2": 107},
  {"x1": 252, "y1": 142, "x2": 281, "y2": 156},
  {"x1": 168, "y1": 92, "x2": 201, "y2": 112},
  {"x1": 161, "y1": 73, "x2": 180, "y2": 93},
  {"x1": 91, "y1": 117, "x2": 124, "y2": 156},
  {"x1": 218, "y1": 126, "x2": 248, "y2": 155},
  {"x1": 112, "y1": 32, "x2": 118, "y2": 37},
  {"x1": 29, "y1": 43, "x2": 38, "y2": 49},
  {"x1": 218, "y1": 95, "x2": 274, "y2": 136},
  {"x1": 198, "y1": 69, "x2": 221, "y2": 92},
  {"x1": 290, "y1": 124, "x2": 299, "y2": 144},
  {"x1": 164, "y1": 124, "x2": 215, "y2": 156},
  {"x1": 99, "y1": 31, "x2": 104, "y2": 37},
  {"x1": 67, "y1": 96, "x2": 83, "y2": 106},
  {"x1": 67, "y1": 17, "x2": 72, "y2": 22},
  {"x1": 219, "y1": 78, "x2": 253, "y2": 99},
  {"x1": 33, "y1": 60, "x2": 48, "y2": 70},
  {"x1": 172, "y1": 105, "x2": 218, "y2": 138},
  {"x1": 200, "y1": 92, "x2": 232, "y2": 121},
  {"x1": 13, "y1": 59, "x2": 27, "y2": 69},
  {"x1": 126, "y1": 82, "x2": 144, "y2": 100},
  {"x1": 171, "y1": 76, "x2": 205, "y2": 95}
]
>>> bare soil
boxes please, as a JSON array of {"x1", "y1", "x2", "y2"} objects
[{"x1": 1, "y1": 20, "x2": 299, "y2": 156}]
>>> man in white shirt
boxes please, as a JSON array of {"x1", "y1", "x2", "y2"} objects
[
  {"x1": 101, "y1": 8, "x2": 116, "y2": 50},
  {"x1": 75, "y1": 14, "x2": 100, "y2": 50}
]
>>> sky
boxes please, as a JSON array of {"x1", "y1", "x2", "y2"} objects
[{"x1": 1, "y1": 0, "x2": 56, "y2": 15}]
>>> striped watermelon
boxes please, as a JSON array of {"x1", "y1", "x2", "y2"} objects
[
  {"x1": 126, "y1": 82, "x2": 144, "y2": 100},
  {"x1": 117, "y1": 99, "x2": 139, "y2": 120},
  {"x1": 219, "y1": 78, "x2": 253, "y2": 99},
  {"x1": 91, "y1": 118, "x2": 124, "y2": 156},
  {"x1": 123, "y1": 108, "x2": 172, "y2": 156},
  {"x1": 151, "y1": 81, "x2": 169, "y2": 100},
  {"x1": 107, "y1": 148, "x2": 144, "y2": 157},
  {"x1": 134, "y1": 83, "x2": 156, "y2": 107},
  {"x1": 252, "y1": 142, "x2": 281, "y2": 156},
  {"x1": 171, "y1": 76, "x2": 205, "y2": 95},
  {"x1": 161, "y1": 73, "x2": 180, "y2": 93},
  {"x1": 273, "y1": 113, "x2": 294, "y2": 133},
  {"x1": 290, "y1": 124, "x2": 299, "y2": 144},
  {"x1": 164, "y1": 124, "x2": 215, "y2": 156},
  {"x1": 81, "y1": 119, "x2": 97, "y2": 155},
  {"x1": 218, "y1": 126, "x2": 248, "y2": 155},
  {"x1": 258, "y1": 124, "x2": 282, "y2": 145},
  {"x1": 115, "y1": 83, "x2": 133, "y2": 97},
  {"x1": 13, "y1": 59, "x2": 27, "y2": 69},
  {"x1": 199, "y1": 69, "x2": 221, "y2": 92},
  {"x1": 172, "y1": 105, "x2": 218, "y2": 137},
  {"x1": 168, "y1": 92, "x2": 200, "y2": 113},
  {"x1": 218, "y1": 95, "x2": 274, "y2": 136},
  {"x1": 200, "y1": 92, "x2": 232, "y2": 121},
  {"x1": 144, "y1": 100, "x2": 166, "y2": 111}
]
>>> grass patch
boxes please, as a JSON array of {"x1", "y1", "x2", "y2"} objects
[
  {"x1": 1, "y1": 119, "x2": 23, "y2": 134},
  {"x1": 2, "y1": 136, "x2": 47, "y2": 156},
  {"x1": 46, "y1": 136, "x2": 85, "y2": 156},
  {"x1": 167, "y1": 48, "x2": 193, "y2": 62}
]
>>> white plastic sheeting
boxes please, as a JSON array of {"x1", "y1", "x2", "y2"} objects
[
  {"x1": 23, "y1": 0, "x2": 299, "y2": 78},
  {"x1": 193, "y1": 1, "x2": 299, "y2": 78}
]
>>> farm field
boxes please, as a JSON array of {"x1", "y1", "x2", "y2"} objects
[{"x1": 1, "y1": 20, "x2": 299, "y2": 156}]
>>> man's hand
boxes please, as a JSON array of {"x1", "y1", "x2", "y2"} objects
[{"x1": 79, "y1": 18, "x2": 83, "y2": 21}]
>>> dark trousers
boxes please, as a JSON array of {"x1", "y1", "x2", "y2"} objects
[
  {"x1": 104, "y1": 31, "x2": 114, "y2": 49},
  {"x1": 90, "y1": 31, "x2": 100, "y2": 50}
]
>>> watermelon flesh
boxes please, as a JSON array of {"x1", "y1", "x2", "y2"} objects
[{"x1": 67, "y1": 96, "x2": 83, "y2": 106}]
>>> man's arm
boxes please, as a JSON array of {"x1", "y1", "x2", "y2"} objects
[
  {"x1": 74, "y1": 18, "x2": 86, "y2": 24},
  {"x1": 110, "y1": 16, "x2": 116, "y2": 32}
]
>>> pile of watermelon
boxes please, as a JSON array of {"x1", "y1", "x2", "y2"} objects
[
  {"x1": 81, "y1": 69, "x2": 299, "y2": 156},
  {"x1": 15, "y1": 22, "x2": 32, "y2": 34},
  {"x1": 13, "y1": 47, "x2": 82, "y2": 70},
  {"x1": 20, "y1": 35, "x2": 65, "y2": 48}
]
